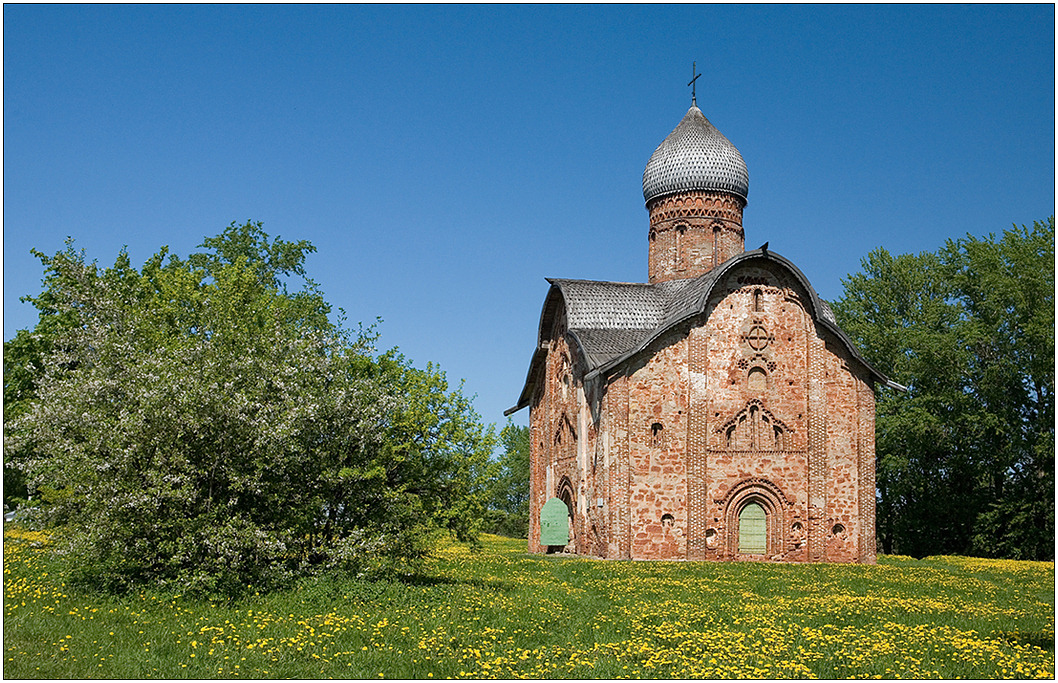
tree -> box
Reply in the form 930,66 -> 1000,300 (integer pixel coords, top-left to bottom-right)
485,422 -> 530,538
4,223 -> 495,595
831,218 -> 1054,559
947,221 -> 1055,559
3,329 -> 48,505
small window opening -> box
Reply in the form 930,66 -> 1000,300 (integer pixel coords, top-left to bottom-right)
651,422 -> 664,447
832,523 -> 846,536
753,289 -> 763,312
661,513 -> 675,528
675,225 -> 687,272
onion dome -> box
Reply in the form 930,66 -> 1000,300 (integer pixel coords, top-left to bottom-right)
642,105 -> 749,205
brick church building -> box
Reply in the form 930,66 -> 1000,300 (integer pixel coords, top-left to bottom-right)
507,98 -> 902,563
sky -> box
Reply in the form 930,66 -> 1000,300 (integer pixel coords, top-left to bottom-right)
4,4 -> 1055,431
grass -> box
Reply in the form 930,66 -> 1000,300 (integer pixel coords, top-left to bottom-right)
4,526 -> 1054,678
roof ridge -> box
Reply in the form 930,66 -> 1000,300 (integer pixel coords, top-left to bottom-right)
547,277 -> 652,287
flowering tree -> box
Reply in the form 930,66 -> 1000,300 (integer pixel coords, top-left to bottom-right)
4,222 -> 495,595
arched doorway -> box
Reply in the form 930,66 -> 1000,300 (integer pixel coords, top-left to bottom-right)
540,497 -> 570,550
720,478 -> 790,560
556,476 -> 575,517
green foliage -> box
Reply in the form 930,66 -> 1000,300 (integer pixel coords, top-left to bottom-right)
4,223 -> 495,596
831,218 -> 1054,560
369,351 -> 497,544
3,329 -> 43,503
484,422 -> 530,538
3,241 -> 96,507
189,220 -> 317,290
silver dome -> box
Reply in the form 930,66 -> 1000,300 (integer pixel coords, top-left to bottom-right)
642,105 -> 749,204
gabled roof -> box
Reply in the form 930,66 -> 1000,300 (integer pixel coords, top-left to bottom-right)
505,249 -> 903,416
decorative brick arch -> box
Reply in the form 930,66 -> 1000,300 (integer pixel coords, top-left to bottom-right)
720,478 -> 790,559
716,399 -> 792,451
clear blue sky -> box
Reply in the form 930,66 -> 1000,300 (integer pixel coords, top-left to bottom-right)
4,5 -> 1055,430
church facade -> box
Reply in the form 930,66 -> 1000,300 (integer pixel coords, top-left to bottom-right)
507,100 -> 901,563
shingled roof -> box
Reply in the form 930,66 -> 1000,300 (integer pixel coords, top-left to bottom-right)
505,249 -> 902,415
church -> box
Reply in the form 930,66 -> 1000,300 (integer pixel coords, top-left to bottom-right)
506,93 -> 902,563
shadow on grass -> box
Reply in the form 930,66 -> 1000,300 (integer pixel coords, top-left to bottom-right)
993,630 -> 1055,651
401,574 -> 518,593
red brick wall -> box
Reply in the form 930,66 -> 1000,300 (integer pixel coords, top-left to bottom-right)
528,308 -> 604,556
528,309 -> 580,554
626,330 -> 690,559
822,334 -> 859,563
528,260 -> 877,564
698,264 -> 811,561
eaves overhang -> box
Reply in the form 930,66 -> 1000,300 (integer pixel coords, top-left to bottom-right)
505,282 -> 595,416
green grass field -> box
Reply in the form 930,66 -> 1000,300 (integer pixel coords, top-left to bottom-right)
4,527 -> 1054,679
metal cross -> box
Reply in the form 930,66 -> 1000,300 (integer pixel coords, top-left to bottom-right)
688,61 -> 701,106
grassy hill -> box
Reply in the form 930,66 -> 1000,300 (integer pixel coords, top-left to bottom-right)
4,527 -> 1053,678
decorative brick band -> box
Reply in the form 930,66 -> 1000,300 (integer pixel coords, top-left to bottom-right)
650,219 -> 743,236
687,326 -> 710,560
611,374 -> 631,560
647,190 -> 745,227
858,378 -> 877,562
807,335 -> 827,562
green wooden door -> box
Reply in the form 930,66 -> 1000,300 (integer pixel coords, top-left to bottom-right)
739,503 -> 766,554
